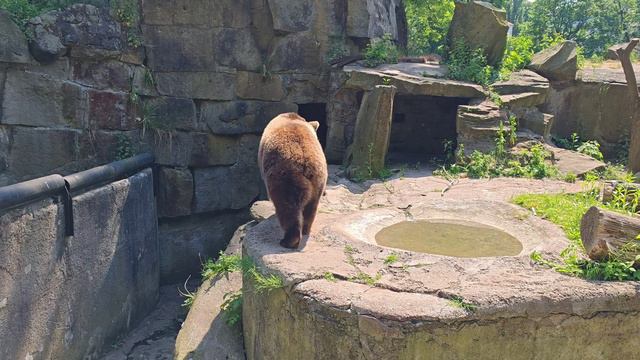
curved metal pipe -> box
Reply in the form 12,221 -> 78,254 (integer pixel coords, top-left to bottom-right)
64,153 -> 155,192
0,174 -> 66,211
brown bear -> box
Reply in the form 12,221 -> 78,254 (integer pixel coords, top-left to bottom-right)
258,113 -> 328,249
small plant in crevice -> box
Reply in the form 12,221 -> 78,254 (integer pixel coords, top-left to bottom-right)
115,134 -> 133,160
364,34 -> 399,68
448,295 -> 477,312
446,40 -> 497,86
383,253 -> 399,265
352,143 -> 394,183
178,276 -> 197,310
220,291 -> 243,326
323,272 -> 338,282
348,271 -> 382,286
110,0 -> 141,48
327,36 -> 349,63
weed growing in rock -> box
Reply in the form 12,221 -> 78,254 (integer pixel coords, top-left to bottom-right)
115,134 -> 133,160
178,277 -> 196,310
199,253 -> 284,326
384,253 -> 399,265
364,34 -> 399,68
446,40 -> 497,86
515,192 -> 640,281
348,271 -> 382,286
323,272 -> 338,282
554,133 -> 604,161
448,295 -> 477,312
352,143 -> 394,183
327,36 -> 348,63
220,291 -> 243,326
202,252 -> 242,280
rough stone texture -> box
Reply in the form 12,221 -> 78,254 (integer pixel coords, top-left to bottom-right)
2,70 -> 85,128
345,85 -> 397,178
268,32 -> 324,72
71,59 -> 133,91
456,101 -> 507,153
268,0 -> 313,32
142,0 -> 251,27
528,40 -> 578,82
447,1 -> 509,67
158,211 -> 250,284
544,66 -> 639,158
27,4 -> 125,63
155,71 -> 236,100
200,101 -> 298,135
0,169 -> 158,360
87,90 -> 136,130
6,127 -> 87,181
101,285 -> 193,360
347,0 -> 405,42
143,97 -> 197,131
325,71 -> 359,164
243,168 -> 640,360
236,71 -> 286,101
509,107 -> 555,142
149,132 -> 239,167
0,11 -> 32,64
157,167 -> 193,218
174,225 -> 249,360
493,69 -> 550,108
545,144 -> 607,176
343,64 -> 486,98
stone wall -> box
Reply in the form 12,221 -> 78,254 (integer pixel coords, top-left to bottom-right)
544,67 -> 639,158
0,169 -> 158,360
0,1 -> 406,282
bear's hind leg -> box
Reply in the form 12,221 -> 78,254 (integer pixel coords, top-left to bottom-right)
302,196 -> 321,235
274,203 -> 303,249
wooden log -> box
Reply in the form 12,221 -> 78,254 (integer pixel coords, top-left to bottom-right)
580,206 -> 640,261
601,181 -> 640,204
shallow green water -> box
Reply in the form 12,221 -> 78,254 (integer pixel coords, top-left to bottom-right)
375,220 -> 523,257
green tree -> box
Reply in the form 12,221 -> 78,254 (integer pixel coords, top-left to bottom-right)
404,0 -> 455,55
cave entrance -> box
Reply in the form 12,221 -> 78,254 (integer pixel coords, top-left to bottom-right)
298,103 -> 328,149
388,95 -> 470,163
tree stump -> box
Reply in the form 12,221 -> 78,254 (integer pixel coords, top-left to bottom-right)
344,85 -> 397,180
580,206 -> 640,261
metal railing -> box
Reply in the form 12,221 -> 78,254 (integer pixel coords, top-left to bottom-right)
0,153 -> 155,235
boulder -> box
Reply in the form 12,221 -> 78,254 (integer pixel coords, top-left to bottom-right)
606,42 -> 640,60
447,1 -> 509,67
492,70 -> 549,97
456,101 -> 506,153
528,40 -> 578,81
27,5 -> 125,63
0,11 -> 32,64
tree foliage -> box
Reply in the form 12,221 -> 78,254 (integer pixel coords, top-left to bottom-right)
405,0 -> 640,59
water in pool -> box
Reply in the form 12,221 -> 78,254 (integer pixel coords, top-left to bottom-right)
375,220 -> 523,257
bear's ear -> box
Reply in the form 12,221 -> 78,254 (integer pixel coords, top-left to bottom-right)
309,121 -> 320,131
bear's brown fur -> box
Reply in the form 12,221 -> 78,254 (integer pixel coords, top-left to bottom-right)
258,113 -> 328,249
